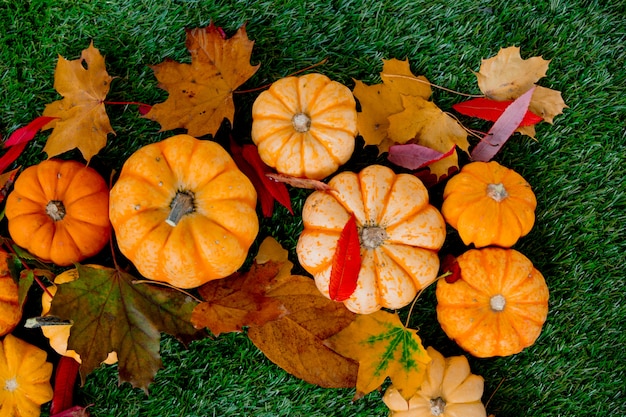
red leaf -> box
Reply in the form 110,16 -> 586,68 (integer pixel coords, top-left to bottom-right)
241,144 -> 293,215
453,97 -> 542,126
50,356 -> 81,415
388,144 -> 455,170
51,405 -> 92,417
441,254 -> 462,284
265,173 -> 333,191
470,86 -> 536,162
230,138 -> 275,217
329,214 -> 361,302
4,116 -> 58,147
0,143 -> 27,173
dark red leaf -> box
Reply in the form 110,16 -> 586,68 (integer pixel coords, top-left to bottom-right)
51,405 -> 92,417
388,144 -> 455,170
329,214 -> 361,302
441,254 -> 462,284
138,104 -> 152,115
266,173 -> 332,191
4,116 -> 58,147
470,86 -> 536,162
0,144 -> 26,173
453,97 -> 542,126
51,356 -> 81,415
241,144 -> 293,215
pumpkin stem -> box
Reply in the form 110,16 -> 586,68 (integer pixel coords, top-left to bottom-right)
360,226 -> 388,249
487,183 -> 509,202
490,294 -> 507,312
429,397 -> 446,416
46,200 -> 66,221
166,191 -> 195,227
292,112 -> 312,133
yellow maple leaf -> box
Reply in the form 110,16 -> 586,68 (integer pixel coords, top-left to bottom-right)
145,22 -> 259,137
42,42 -> 114,162
325,309 -> 431,400
475,46 -> 567,133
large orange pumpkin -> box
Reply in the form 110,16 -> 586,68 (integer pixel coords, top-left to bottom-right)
251,73 -> 357,180
436,247 -> 549,357
109,134 -> 259,288
0,251 -> 20,337
441,161 -> 536,248
297,164 -> 446,314
5,159 -> 111,266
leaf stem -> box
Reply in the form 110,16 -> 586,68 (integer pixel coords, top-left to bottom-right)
404,272 -> 450,328
383,74 -> 484,98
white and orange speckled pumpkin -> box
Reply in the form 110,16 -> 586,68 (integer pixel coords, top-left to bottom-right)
297,164 -> 446,314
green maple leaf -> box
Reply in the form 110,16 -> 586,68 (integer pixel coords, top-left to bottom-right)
49,264 -> 204,393
325,309 -> 431,399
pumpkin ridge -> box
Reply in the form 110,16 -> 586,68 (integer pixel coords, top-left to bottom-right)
307,130 -> 344,164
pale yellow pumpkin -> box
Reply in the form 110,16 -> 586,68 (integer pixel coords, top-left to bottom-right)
251,73 -> 357,180
383,346 -> 486,417
297,164 -> 446,314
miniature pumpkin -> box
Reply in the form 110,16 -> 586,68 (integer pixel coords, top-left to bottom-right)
441,161 -> 536,248
297,164 -> 446,314
5,159 -> 111,266
383,346 -> 486,417
0,334 -> 53,417
251,72 -> 357,180
0,251 -> 20,337
436,248 -> 549,357
41,266 -> 117,365
109,134 -> 259,288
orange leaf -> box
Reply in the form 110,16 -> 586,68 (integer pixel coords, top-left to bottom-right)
144,22 -> 259,137
329,214 -> 361,301
42,42 -> 114,162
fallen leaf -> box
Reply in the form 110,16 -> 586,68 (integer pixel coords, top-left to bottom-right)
42,42 -> 114,162
471,86 -> 536,161
50,356 -> 80,416
441,254 -> 462,284
145,22 -> 259,137
474,46 -> 567,127
246,238 -> 358,388
49,264 -> 204,393
191,262 -> 286,336
452,97 -> 542,126
0,168 -> 19,205
388,144 -> 455,171
265,173 -> 333,191
329,214 -> 361,301
325,309 -> 431,399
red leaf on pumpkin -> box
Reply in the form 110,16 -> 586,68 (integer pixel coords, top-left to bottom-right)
50,356 -> 81,415
452,97 -> 542,126
470,86 -> 536,162
329,214 -> 361,302
388,144 -> 455,170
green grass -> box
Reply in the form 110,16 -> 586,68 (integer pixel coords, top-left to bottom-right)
1,0 -> 625,416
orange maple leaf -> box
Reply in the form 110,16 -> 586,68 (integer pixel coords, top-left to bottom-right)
475,46 -> 567,137
145,22 -> 259,137
42,42 -> 114,162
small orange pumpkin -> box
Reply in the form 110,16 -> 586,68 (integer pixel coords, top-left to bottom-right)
436,247 -> 549,357
0,334 -> 53,417
441,161 -> 537,248
297,164 -> 446,314
109,134 -> 259,288
0,251 -> 20,337
251,72 -> 357,180
5,159 -> 111,266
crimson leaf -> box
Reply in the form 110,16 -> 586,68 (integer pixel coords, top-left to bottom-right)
329,214 -> 361,301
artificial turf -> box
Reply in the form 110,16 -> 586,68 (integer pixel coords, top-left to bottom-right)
1,0 -> 624,416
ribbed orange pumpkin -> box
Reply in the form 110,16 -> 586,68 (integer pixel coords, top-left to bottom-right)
0,334 -> 53,417
5,159 -> 111,266
441,161 -> 536,248
251,73 -> 357,180
109,134 -> 259,288
297,164 -> 446,314
0,251 -> 20,337
436,248 -> 549,357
